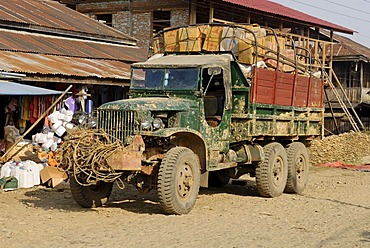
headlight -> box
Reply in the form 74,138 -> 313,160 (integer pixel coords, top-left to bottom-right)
152,118 -> 163,129
141,117 -> 153,130
90,117 -> 97,128
78,115 -> 86,124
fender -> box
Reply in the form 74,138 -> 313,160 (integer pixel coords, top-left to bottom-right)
143,128 -> 209,187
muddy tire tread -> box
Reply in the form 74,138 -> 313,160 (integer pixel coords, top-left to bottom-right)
256,142 -> 287,198
69,176 -> 113,208
284,142 -> 309,194
157,147 -> 200,215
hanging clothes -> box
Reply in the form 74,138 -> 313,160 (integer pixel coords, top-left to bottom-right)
31,96 -> 38,123
22,96 -> 30,121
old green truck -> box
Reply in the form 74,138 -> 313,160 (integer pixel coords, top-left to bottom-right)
61,24 -> 325,214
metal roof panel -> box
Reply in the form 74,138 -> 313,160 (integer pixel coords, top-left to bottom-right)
0,51 -> 132,79
332,35 -> 370,60
223,0 -> 354,34
0,29 -> 147,62
0,0 -> 137,42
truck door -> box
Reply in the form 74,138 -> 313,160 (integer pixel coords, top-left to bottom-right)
201,67 -> 232,167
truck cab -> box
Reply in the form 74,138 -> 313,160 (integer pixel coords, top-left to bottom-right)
97,53 -> 240,187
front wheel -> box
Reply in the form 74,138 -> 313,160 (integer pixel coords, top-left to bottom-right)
157,147 -> 201,215
69,176 -> 113,208
284,142 -> 310,194
255,142 -> 288,198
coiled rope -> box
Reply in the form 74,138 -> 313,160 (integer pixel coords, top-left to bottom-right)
59,128 -> 124,187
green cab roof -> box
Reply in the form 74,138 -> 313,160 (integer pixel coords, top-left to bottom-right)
132,54 -> 234,68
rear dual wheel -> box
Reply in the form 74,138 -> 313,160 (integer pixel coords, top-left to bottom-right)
256,142 -> 288,198
284,142 -> 310,194
255,142 -> 309,198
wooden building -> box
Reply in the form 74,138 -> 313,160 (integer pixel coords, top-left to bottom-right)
324,34 -> 370,133
0,0 -> 147,139
59,0 -> 353,51
0,0 -> 147,103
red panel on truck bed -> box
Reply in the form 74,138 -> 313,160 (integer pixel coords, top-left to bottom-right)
251,68 -> 323,108
308,77 -> 324,108
275,72 -> 294,106
252,68 -> 275,104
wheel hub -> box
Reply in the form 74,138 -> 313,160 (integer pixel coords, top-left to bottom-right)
177,162 -> 194,199
295,155 -> 306,182
272,157 -> 284,187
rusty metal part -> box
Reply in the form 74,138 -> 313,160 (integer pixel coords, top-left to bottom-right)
0,0 -> 147,81
141,165 -> 155,175
0,30 -> 145,62
144,147 -> 166,161
0,0 -> 136,42
105,135 -> 144,171
0,51 -> 134,80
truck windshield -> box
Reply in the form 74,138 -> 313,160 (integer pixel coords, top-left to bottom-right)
131,68 -> 199,90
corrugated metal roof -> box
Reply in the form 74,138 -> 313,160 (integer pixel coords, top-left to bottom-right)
0,29 -> 147,62
332,35 -> 370,61
0,0 -> 137,43
0,51 -> 132,79
223,0 -> 354,34
0,1 -> 148,82
0,53 -> 134,82
0,27 -> 147,81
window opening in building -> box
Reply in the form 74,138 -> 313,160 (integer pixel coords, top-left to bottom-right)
153,11 -> 171,34
96,14 -> 113,27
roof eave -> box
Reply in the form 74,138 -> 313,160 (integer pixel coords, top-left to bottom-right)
333,55 -> 370,62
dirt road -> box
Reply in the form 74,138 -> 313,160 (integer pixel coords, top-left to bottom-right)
0,166 -> 369,248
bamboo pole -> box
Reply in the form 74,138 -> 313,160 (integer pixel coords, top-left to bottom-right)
0,85 -> 73,164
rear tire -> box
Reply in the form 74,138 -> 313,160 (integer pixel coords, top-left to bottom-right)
69,176 -> 113,208
284,142 -> 310,194
157,147 -> 201,215
256,142 -> 288,198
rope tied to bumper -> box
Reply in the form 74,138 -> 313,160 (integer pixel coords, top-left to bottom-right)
59,128 -> 124,186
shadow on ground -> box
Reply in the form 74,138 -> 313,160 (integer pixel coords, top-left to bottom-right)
21,178 -> 260,215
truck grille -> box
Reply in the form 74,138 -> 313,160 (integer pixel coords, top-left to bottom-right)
96,109 -> 136,144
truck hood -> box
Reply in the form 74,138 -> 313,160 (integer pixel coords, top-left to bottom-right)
99,97 -> 198,111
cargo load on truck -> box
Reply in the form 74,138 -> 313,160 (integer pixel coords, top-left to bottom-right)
152,23 -> 324,76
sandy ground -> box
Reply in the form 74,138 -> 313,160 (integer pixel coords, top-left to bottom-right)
0,166 -> 369,248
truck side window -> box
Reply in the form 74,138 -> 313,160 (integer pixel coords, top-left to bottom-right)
202,68 -> 225,127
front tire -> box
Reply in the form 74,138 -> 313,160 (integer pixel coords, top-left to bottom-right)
256,142 -> 288,198
69,176 -> 113,208
284,142 -> 310,194
157,147 -> 201,215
